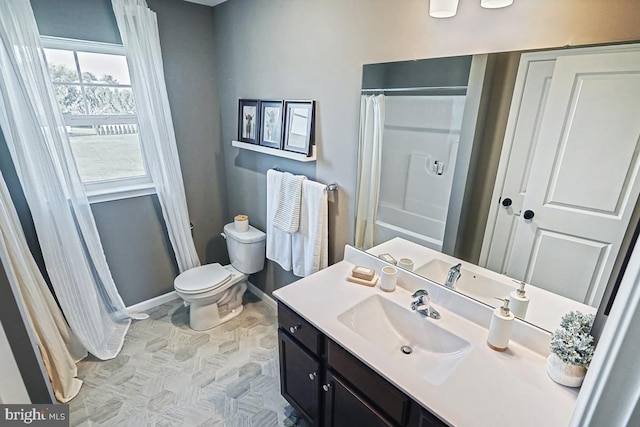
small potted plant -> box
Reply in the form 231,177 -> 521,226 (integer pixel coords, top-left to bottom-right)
547,311 -> 596,387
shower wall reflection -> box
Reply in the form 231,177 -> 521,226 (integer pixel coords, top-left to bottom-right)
376,95 -> 466,251
361,55 -> 474,252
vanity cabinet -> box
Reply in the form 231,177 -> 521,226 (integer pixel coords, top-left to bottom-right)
323,370 -> 393,427
278,331 -> 322,425
277,302 -> 447,427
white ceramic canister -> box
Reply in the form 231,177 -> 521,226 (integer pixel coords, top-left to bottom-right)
380,266 -> 398,292
398,258 -> 414,271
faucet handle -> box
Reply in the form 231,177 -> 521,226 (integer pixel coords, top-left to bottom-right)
412,289 -> 429,298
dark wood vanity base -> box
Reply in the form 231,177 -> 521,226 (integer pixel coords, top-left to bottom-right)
277,302 -> 447,427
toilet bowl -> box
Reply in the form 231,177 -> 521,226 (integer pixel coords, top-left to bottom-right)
174,223 -> 266,330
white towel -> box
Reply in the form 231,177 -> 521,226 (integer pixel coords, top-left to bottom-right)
266,169 -> 293,271
273,172 -> 306,233
292,180 -> 328,277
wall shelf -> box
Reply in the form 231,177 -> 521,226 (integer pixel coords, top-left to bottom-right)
232,140 -> 316,162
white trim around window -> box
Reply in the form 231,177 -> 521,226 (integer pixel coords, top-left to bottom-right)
41,36 -> 156,204
41,36 -> 126,56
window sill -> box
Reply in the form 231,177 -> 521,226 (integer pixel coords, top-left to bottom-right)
87,183 -> 156,204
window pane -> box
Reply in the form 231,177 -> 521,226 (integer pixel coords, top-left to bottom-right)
67,125 -> 145,183
44,48 -> 79,82
52,84 -> 86,114
77,52 -> 131,85
85,86 -> 135,115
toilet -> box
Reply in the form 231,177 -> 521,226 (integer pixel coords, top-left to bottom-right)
174,222 -> 266,331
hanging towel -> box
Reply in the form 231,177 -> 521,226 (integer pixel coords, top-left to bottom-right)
273,172 -> 307,233
266,169 -> 293,271
292,180 -> 329,277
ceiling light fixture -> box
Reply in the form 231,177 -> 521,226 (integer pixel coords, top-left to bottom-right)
429,0 -> 459,18
481,0 -> 514,9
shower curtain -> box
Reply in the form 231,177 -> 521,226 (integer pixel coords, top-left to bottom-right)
0,170 -> 86,402
355,95 -> 385,249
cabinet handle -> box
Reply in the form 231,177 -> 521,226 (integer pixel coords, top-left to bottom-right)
308,372 -> 317,380
322,383 -> 332,392
289,324 -> 301,334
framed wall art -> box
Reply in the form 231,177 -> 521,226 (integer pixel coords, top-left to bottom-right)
259,100 -> 284,149
238,99 -> 259,144
283,100 -> 315,156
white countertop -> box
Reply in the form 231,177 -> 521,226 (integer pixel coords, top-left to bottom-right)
273,246 -> 578,427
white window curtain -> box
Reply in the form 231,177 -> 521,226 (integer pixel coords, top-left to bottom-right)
0,0 -> 145,361
0,171 -> 87,402
111,0 -> 201,272
354,95 -> 385,249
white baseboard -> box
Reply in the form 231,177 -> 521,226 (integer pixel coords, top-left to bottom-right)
246,281 -> 277,310
127,291 -> 179,313
127,284 -> 276,314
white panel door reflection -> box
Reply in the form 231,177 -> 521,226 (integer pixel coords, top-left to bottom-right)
507,51 -> 640,306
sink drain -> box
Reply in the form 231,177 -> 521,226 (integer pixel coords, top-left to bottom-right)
400,345 -> 413,355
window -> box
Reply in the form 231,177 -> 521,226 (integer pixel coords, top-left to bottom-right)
41,37 -> 153,201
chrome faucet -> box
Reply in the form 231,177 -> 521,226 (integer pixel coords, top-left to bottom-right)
410,290 -> 441,320
444,263 -> 462,289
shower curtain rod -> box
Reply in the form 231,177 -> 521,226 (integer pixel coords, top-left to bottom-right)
361,86 -> 467,94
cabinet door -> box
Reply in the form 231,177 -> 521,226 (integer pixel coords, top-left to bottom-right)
323,370 -> 393,427
279,329 -> 321,426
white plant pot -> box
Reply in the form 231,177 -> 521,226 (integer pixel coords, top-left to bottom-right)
547,353 -> 587,388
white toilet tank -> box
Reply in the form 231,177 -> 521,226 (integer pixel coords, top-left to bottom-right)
223,222 -> 266,274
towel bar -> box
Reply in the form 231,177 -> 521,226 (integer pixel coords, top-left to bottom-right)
269,168 -> 338,192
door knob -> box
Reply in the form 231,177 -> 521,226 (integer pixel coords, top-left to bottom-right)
523,210 -> 535,220
322,383 -> 332,392
289,324 -> 300,334
308,372 -> 317,380
501,197 -> 512,207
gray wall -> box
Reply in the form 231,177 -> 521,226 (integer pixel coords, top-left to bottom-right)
362,55 -> 472,92
457,52 -> 521,263
6,0 -> 229,306
212,0 -> 640,295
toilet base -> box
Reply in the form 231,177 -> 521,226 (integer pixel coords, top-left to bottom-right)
187,280 -> 247,330
190,303 -> 244,331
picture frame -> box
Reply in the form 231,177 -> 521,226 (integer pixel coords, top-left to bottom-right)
259,100 -> 284,149
283,100 -> 315,156
238,99 -> 260,144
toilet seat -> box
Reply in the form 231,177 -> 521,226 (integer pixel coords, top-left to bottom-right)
174,263 -> 232,295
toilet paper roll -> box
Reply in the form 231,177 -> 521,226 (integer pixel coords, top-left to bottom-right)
234,214 -> 249,232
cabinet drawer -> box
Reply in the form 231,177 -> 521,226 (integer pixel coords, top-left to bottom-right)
327,340 -> 411,426
278,302 -> 323,356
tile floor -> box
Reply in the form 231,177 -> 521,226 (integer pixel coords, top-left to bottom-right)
69,294 -> 308,426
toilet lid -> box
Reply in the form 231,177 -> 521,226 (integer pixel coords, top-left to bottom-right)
174,263 -> 232,294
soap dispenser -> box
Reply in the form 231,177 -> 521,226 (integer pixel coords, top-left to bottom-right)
509,281 -> 530,319
487,298 -> 514,352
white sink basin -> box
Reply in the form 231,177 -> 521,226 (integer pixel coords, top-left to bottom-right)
415,259 -> 516,306
338,295 -> 471,385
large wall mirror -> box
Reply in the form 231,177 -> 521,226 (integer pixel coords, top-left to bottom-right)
356,41 -> 640,332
